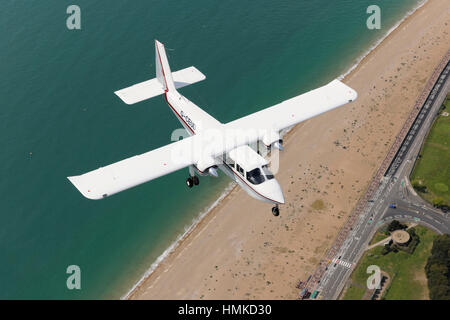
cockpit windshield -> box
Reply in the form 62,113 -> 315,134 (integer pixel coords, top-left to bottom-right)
246,168 -> 266,185
262,165 -> 274,180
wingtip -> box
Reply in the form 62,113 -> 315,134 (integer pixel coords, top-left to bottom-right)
114,90 -> 134,105
346,85 -> 358,101
351,89 -> 358,101
67,175 -> 102,200
332,79 -> 358,102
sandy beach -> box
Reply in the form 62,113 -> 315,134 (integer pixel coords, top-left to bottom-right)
128,0 -> 450,299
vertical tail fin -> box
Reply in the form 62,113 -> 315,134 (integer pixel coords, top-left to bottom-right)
155,40 -> 176,92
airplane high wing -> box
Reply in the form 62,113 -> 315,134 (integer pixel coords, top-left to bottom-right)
227,79 -> 357,133
68,40 -> 357,215
68,135 -> 199,200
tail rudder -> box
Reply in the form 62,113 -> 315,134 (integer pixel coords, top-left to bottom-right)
155,40 -> 176,92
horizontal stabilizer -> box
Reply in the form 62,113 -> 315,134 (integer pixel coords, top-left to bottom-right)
114,66 -> 205,105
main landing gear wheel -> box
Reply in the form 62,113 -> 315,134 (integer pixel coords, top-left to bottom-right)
193,175 -> 199,185
186,177 -> 194,188
272,206 -> 280,217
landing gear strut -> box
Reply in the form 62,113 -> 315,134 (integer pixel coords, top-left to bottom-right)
272,205 -> 280,217
186,166 -> 199,188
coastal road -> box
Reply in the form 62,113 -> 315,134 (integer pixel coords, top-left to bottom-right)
312,58 -> 450,300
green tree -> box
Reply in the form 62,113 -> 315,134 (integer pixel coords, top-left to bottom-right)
425,235 -> 450,299
381,243 -> 391,255
387,220 -> 407,232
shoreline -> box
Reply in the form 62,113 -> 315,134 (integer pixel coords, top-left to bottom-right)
340,0 -> 427,80
121,181 -> 236,299
123,0 -> 447,300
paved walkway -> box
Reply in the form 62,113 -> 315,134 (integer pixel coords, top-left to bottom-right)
365,223 -> 417,250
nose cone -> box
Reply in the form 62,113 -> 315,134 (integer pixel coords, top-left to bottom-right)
253,178 -> 285,204
272,188 -> 285,204
270,179 -> 285,204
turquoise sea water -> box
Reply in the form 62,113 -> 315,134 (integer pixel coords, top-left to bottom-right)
0,0 -> 424,299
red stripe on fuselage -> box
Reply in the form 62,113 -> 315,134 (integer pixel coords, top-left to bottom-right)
164,93 -> 195,134
155,42 -> 169,92
156,43 -> 195,135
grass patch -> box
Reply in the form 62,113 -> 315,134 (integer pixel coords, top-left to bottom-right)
343,226 -> 438,300
342,281 -> 366,300
434,182 -> 448,193
369,231 -> 389,245
411,96 -> 450,206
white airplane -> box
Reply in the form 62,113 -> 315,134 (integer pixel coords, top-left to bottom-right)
68,40 -> 357,216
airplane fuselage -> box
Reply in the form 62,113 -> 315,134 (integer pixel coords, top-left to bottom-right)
165,89 -> 285,206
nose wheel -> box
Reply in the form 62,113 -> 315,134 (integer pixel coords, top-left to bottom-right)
272,205 -> 280,216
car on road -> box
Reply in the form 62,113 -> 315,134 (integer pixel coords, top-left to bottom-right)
388,203 -> 397,209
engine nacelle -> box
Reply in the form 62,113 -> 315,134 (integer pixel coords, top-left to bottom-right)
196,156 -> 220,177
272,139 -> 284,151
262,130 -> 283,151
206,166 -> 219,177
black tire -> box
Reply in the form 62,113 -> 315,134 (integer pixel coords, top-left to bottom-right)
186,177 -> 193,188
193,175 -> 199,185
272,206 -> 280,216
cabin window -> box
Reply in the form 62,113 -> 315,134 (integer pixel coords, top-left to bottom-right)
262,165 -> 274,180
236,164 -> 244,175
246,168 -> 266,185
